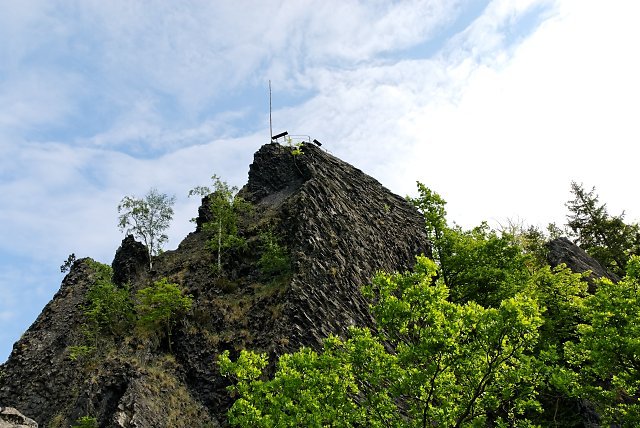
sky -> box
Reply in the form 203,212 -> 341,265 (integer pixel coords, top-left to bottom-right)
1,0 -> 639,363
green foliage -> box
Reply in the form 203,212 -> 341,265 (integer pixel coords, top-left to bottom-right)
496,220 -> 554,269
444,223 -> 532,307
285,136 -> 304,156
189,175 -> 251,273
67,345 -> 94,361
408,182 -> 448,272
258,230 -> 290,278
217,181 -> 640,427
564,255 -> 640,425
566,181 -> 640,276
72,416 -> 98,428
409,183 -> 531,307
118,188 -> 176,265
85,276 -> 134,340
529,265 -> 587,351
364,256 -> 545,426
71,261 -> 133,354
220,256 -> 547,427
136,278 -> 193,353
60,253 -> 76,273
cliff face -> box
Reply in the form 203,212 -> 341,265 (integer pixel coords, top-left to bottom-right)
0,143 -> 430,427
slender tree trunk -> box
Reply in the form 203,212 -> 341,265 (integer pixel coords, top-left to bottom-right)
218,217 -> 222,271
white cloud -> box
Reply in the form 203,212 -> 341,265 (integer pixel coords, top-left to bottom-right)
263,0 -> 640,231
2,0 -> 640,363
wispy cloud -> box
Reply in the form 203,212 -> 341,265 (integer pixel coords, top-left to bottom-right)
1,1 -> 639,363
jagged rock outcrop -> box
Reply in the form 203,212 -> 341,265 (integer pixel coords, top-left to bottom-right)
242,143 -> 430,347
112,235 -> 150,286
546,237 -> 619,292
0,260 -> 98,425
0,407 -> 37,428
0,142 -> 430,426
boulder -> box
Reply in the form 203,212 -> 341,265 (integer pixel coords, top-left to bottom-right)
0,407 -> 38,428
546,237 -> 619,292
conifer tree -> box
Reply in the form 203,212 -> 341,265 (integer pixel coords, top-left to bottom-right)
566,181 -> 640,276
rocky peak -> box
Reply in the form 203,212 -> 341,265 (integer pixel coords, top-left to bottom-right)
112,235 -> 150,286
241,143 -> 311,203
244,142 -> 431,346
0,142 -> 430,427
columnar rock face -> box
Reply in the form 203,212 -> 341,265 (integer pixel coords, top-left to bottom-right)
0,142 -> 430,427
546,237 -> 619,292
243,143 -> 430,347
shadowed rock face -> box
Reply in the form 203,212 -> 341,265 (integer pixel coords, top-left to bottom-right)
241,143 -> 431,347
0,142 -> 430,427
112,235 -> 150,286
546,237 -> 619,292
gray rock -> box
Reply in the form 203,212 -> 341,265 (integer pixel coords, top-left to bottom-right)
112,234 -> 150,286
0,142 -> 430,426
0,407 -> 38,428
546,237 -> 619,292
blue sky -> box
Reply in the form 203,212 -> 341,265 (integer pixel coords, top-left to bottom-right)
1,0 -> 639,362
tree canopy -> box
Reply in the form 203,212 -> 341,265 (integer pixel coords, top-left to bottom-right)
219,182 -> 640,427
566,181 -> 640,276
136,278 -> 192,353
117,188 -> 176,266
189,175 -> 250,273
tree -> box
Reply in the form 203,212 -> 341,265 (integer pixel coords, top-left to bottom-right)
84,261 -> 134,345
409,183 -> 531,308
408,182 -> 450,285
135,277 -> 192,353
60,253 -> 76,273
220,256 -> 546,427
66,260 -> 134,357
566,181 -> 640,276
258,229 -> 291,279
564,256 -> 640,425
118,188 -> 176,267
189,175 -> 250,273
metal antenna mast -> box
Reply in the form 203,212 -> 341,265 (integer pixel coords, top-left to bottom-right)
269,80 -> 273,140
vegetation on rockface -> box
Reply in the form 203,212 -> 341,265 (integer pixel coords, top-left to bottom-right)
565,181 -> 640,276
68,261 -> 191,358
284,137 -> 304,156
67,260 -> 134,360
71,415 -> 98,428
189,175 -> 252,273
219,182 -> 640,427
60,252 -> 76,273
136,278 -> 193,354
258,229 -> 291,279
118,188 -> 176,267
84,263 -> 134,340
